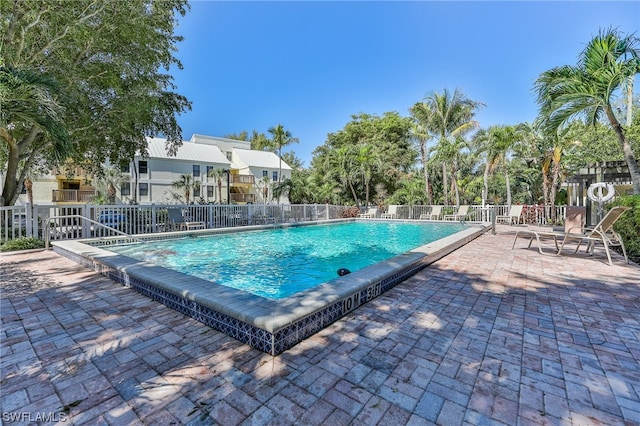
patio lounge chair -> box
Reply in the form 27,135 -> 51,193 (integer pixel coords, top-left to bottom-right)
359,207 -> 377,218
419,205 -> 442,220
496,205 -> 524,225
381,205 -> 398,219
512,206 -> 630,265
558,205 -> 630,266
167,208 -> 205,231
443,205 -> 470,221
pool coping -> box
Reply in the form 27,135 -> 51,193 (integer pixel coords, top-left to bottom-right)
52,219 -> 491,355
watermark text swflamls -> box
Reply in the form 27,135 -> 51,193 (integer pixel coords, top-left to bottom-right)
2,412 -> 68,422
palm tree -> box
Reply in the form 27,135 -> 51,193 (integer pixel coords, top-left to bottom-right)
326,145 -> 360,206
390,176 -> 426,218
258,176 -> 271,203
0,67 -> 70,206
408,105 -> 433,204
96,166 -> 128,204
172,174 -> 199,204
267,124 -> 299,185
421,89 -> 483,205
485,126 -> 518,207
207,168 -> 226,203
355,143 -> 381,208
535,27 -> 640,194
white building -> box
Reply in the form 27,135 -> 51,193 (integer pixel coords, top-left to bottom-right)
9,134 -> 293,205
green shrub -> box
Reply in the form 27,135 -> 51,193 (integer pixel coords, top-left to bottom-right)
612,195 -> 640,264
0,237 -> 46,252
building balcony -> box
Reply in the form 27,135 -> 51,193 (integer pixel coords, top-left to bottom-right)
52,189 -> 97,202
230,174 -> 255,185
230,193 -> 255,203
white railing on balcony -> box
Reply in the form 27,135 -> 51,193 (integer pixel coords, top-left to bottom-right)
52,189 -> 97,202
230,193 -> 255,203
230,174 -> 255,185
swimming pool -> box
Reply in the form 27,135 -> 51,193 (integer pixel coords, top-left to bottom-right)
104,221 -> 467,299
52,219 -> 489,354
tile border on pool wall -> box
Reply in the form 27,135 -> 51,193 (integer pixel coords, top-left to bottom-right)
53,221 -> 490,355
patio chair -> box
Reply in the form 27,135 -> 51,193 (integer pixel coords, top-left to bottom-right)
558,205 -> 630,266
419,205 -> 443,220
443,205 -> 470,221
358,207 -> 377,218
381,205 -> 398,219
513,206 -> 630,265
167,208 -> 205,231
496,205 -> 524,225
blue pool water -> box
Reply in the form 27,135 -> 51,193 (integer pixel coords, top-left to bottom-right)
106,221 -> 466,299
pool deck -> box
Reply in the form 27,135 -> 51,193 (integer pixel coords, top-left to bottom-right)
1,224 -> 640,425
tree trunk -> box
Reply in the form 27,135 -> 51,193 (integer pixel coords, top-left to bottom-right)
482,161 -> 490,205
542,164 -> 550,222
1,130 -> 20,206
442,163 -> 449,205
550,160 -> 561,223
132,160 -> 138,203
626,76 -> 634,127
108,183 -> 116,204
24,178 -> 33,205
348,180 -> 360,207
504,168 -> 512,207
605,106 -> 640,194
420,140 -> 432,204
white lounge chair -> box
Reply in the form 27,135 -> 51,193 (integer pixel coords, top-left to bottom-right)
419,205 -> 443,220
496,205 -> 524,225
513,206 -> 630,265
443,205 -> 470,221
358,207 -> 377,218
381,205 -> 398,219
558,205 -> 630,266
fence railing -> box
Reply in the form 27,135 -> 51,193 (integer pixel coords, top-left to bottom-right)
51,189 -> 97,202
0,203 -> 569,245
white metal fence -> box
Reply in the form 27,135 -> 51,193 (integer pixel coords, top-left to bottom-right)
0,203 -> 568,245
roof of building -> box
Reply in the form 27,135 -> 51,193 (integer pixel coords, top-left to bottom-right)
145,137 -> 231,165
233,148 -> 292,170
190,134 -> 251,148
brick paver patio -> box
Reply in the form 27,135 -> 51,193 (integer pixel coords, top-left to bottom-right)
1,226 -> 639,425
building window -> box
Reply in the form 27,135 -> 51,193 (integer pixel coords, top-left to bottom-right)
193,164 -> 200,178
262,170 -> 268,178
121,182 -> 131,196
138,160 -> 148,174
206,166 -> 213,178
121,164 -> 130,173
139,183 -> 148,196
226,151 -> 232,161
273,171 -> 278,182
207,186 -> 214,198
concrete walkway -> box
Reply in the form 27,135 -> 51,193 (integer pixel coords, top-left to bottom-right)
1,226 -> 639,425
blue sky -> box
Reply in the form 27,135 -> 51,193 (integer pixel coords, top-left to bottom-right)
171,1 -> 640,167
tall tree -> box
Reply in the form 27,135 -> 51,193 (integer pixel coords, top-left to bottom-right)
355,144 -> 381,208
0,67 -> 70,205
96,166 -> 128,205
535,27 -> 640,194
207,167 -> 226,203
409,103 -> 434,204
268,124 -> 299,184
485,125 -> 518,207
172,174 -> 198,204
420,89 -> 483,205
1,0 -> 191,206
327,145 -> 360,206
